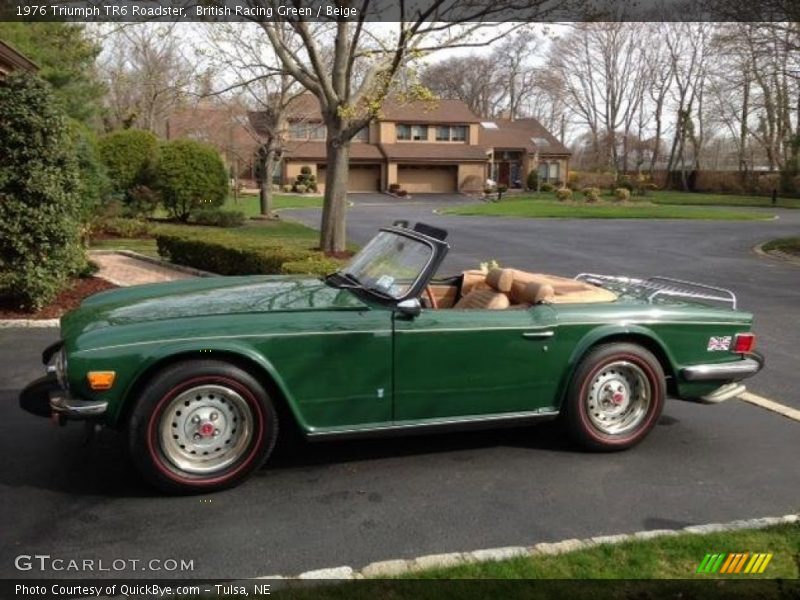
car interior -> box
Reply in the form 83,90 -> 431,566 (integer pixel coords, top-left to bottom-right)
423,268 -> 618,310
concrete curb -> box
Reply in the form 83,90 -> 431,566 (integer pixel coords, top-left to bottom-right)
753,242 -> 800,266
265,513 -> 798,581
89,250 -> 217,278
0,318 -> 60,328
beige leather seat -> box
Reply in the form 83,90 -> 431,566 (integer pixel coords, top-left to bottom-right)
454,268 -> 511,309
507,269 -> 617,304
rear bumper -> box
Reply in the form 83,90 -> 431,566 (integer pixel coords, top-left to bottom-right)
19,374 -> 107,421
681,352 -> 764,382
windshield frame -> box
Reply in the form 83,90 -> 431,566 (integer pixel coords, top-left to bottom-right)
334,226 -> 448,304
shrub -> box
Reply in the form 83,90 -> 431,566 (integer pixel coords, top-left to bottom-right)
281,256 -> 341,276
155,139 -> 228,221
98,217 -> 152,238
188,208 -> 246,228
613,187 -> 631,202
156,232 -> 320,276
567,171 -> 580,188
125,184 -> 160,217
526,170 -> 538,190
540,182 -> 555,192
97,129 -> 159,202
0,73 -> 86,310
293,167 -> 316,192
294,184 -> 307,194
300,165 -> 312,176
582,187 -> 601,203
282,184 -> 293,193
389,183 -> 401,193
615,175 -> 634,192
555,187 -> 573,201
397,189 -> 409,197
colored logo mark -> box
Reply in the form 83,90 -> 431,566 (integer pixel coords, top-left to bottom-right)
696,553 -> 773,574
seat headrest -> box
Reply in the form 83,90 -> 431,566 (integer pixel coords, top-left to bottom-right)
520,282 -> 556,304
485,268 -> 513,293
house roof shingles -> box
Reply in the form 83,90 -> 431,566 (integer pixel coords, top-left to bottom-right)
283,140 -> 384,162
380,143 -> 488,162
479,118 -> 571,156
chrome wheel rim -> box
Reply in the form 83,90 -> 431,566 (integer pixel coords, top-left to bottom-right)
586,361 -> 651,436
159,384 -> 253,475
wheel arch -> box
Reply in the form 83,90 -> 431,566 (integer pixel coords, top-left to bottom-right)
555,325 -> 678,410
114,345 -> 308,435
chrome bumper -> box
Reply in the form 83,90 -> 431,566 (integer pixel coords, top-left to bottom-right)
681,353 -> 764,382
50,391 -> 108,419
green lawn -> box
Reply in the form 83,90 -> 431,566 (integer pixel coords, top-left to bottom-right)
89,237 -> 158,257
647,190 -> 800,209
404,524 -> 799,579
446,197 -> 772,220
763,237 -> 800,256
225,193 -> 323,216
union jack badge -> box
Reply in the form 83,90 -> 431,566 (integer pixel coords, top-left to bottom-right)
707,336 -> 732,351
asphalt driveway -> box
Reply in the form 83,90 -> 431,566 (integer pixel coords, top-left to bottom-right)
1,203 -> 798,579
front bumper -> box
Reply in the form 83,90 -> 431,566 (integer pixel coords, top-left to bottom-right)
681,352 -> 764,382
19,374 -> 107,422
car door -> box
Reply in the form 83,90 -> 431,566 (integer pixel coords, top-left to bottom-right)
392,305 -> 561,422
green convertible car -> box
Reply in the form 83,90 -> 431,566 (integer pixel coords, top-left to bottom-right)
21,222 -> 763,493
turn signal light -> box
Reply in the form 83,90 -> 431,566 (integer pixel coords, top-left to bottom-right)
733,333 -> 756,354
87,371 -> 116,390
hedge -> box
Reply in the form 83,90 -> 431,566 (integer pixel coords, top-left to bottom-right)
156,232 -> 339,276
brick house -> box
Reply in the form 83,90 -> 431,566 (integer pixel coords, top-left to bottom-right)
0,40 -> 38,77
251,94 -> 570,194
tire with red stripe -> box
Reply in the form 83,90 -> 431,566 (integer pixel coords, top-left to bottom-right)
564,343 -> 665,451
128,360 -> 278,494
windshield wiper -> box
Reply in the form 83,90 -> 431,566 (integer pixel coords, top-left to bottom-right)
324,271 -> 360,289
330,271 -> 395,300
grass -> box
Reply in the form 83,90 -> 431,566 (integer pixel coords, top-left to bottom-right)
647,190 -> 800,209
446,196 -> 773,221
225,524 -> 800,600
763,237 -> 800,256
404,523 -> 799,579
90,218 -> 322,258
224,193 -> 323,216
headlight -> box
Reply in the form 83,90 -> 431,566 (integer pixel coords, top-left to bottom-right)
47,349 -> 68,389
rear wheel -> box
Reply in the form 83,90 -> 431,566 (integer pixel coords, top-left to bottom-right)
564,343 -> 665,451
129,360 -> 278,493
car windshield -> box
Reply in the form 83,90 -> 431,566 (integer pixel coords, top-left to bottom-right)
338,230 -> 433,299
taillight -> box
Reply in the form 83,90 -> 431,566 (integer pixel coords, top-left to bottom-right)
733,333 -> 756,354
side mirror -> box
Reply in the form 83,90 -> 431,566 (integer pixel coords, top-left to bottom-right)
396,298 -> 422,318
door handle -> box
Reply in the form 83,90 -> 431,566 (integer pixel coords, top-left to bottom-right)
522,331 -> 555,339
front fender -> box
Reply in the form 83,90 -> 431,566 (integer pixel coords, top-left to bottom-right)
78,340 -> 306,431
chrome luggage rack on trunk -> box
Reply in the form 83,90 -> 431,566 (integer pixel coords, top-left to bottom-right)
574,273 -> 738,309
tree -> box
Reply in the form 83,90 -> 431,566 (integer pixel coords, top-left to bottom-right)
0,74 -> 86,310
99,23 -> 198,134
202,23 -> 306,217
249,2 -> 550,253
0,23 -> 104,123
156,140 -> 228,221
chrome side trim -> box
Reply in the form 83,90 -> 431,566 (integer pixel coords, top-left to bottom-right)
522,331 -> 555,339
681,358 -> 762,382
50,394 -> 108,418
306,409 -> 559,440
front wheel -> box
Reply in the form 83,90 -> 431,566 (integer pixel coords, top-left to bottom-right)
564,343 -> 665,451
129,360 -> 278,494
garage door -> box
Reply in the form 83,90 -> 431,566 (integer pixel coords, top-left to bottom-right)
317,164 -> 381,193
397,165 -> 458,193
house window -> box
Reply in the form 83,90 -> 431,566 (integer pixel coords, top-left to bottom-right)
451,125 -> 467,141
411,125 -> 428,141
289,122 -> 307,139
548,161 -> 560,182
538,162 -> 548,182
308,124 -> 325,140
396,124 -> 411,140
353,125 -> 369,142
436,126 -> 450,141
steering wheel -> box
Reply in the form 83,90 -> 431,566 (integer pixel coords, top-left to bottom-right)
425,285 -> 438,310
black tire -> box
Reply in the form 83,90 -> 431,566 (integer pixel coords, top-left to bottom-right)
128,360 -> 278,494
564,343 -> 665,451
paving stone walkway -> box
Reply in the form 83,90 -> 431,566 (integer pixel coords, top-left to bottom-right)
90,252 -> 196,287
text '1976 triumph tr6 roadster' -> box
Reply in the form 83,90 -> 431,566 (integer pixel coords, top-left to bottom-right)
20,222 -> 764,493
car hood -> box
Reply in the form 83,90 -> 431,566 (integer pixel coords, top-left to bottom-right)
61,275 -> 367,337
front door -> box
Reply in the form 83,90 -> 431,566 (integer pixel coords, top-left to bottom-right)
498,162 -> 510,186
392,306 -> 560,422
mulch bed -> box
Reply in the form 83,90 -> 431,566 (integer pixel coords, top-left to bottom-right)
0,277 -> 117,320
